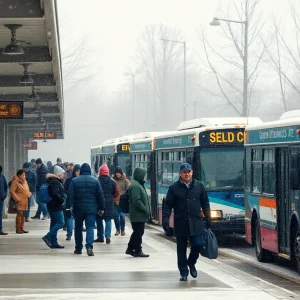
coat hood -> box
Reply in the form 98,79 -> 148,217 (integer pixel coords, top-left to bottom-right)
46,173 -> 59,180
72,164 -> 81,177
80,163 -> 91,175
133,167 -> 146,184
99,164 -> 109,176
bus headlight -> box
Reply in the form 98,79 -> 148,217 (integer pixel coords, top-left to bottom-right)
210,210 -> 223,219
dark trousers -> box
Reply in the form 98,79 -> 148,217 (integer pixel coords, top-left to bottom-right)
128,222 -> 145,253
176,235 -> 204,276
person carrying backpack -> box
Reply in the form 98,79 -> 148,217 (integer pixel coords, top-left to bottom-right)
112,166 -> 130,236
42,166 -> 65,249
0,165 -> 8,235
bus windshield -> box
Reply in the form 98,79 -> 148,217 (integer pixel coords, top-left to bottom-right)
117,153 -> 132,178
200,147 -> 244,191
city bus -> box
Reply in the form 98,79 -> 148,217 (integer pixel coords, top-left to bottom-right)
153,117 -> 262,233
244,110 -> 300,273
91,135 -> 133,178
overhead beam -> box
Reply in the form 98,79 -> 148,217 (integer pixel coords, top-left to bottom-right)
0,75 -> 55,87
24,107 -> 59,114
4,116 -> 61,125
0,47 -> 51,63
0,93 -> 57,102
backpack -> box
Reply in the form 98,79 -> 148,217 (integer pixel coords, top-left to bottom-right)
119,190 -> 129,213
39,183 -> 52,204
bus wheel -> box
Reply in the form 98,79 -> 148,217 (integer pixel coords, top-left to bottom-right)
255,219 -> 268,262
294,231 -> 300,274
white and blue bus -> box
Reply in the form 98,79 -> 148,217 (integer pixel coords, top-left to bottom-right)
149,117 -> 262,233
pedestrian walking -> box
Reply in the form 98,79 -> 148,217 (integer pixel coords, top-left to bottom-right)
112,166 -> 130,236
162,163 -> 211,281
66,163 -> 105,256
10,169 -> 31,234
94,164 -> 119,244
0,165 -> 8,235
125,167 -> 150,258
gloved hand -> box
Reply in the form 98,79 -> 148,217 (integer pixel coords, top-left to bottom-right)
98,210 -> 104,217
65,209 -> 72,218
163,223 -> 171,236
206,217 -> 211,229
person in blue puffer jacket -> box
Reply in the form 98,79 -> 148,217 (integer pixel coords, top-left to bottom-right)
66,163 -> 105,256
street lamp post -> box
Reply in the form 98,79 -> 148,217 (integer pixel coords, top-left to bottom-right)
124,72 -> 135,132
210,17 -> 249,117
160,38 -> 187,121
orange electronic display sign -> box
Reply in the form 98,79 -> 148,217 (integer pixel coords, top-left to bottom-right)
33,132 -> 56,139
0,102 -> 23,119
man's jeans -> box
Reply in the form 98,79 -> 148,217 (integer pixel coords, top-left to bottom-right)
0,200 -> 4,231
34,191 -> 48,218
176,235 -> 204,276
24,195 -> 34,220
74,213 -> 96,250
114,205 -> 125,231
96,217 -> 112,239
65,215 -> 74,237
45,211 -> 64,246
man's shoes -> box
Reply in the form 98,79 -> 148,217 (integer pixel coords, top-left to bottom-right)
125,248 -> 134,257
51,244 -> 65,249
74,249 -> 82,254
66,236 -> 71,241
188,264 -> 197,278
115,230 -> 120,236
16,231 -> 24,234
94,238 -> 104,243
0,231 -> 8,235
134,251 -> 149,258
87,248 -> 94,256
31,216 -> 40,220
22,230 -> 29,234
42,236 -> 52,248
121,230 -> 125,236
82,227 -> 86,232
25,219 -> 30,222
106,237 -> 111,244
41,216 -> 49,220
180,275 -> 188,281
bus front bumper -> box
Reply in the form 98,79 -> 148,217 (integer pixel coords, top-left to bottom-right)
210,217 -> 245,234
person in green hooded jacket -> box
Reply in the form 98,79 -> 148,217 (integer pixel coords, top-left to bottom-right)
125,167 -> 150,257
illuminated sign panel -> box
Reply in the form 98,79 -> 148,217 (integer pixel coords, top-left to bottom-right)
33,132 -> 56,139
0,102 -> 23,119
199,129 -> 245,146
117,143 -> 130,152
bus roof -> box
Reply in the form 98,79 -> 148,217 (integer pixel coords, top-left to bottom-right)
178,117 -> 263,131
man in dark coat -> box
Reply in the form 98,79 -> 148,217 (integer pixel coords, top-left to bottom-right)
0,165 -> 8,235
126,167 -> 150,258
163,163 -> 211,282
31,158 -> 49,220
42,166 -> 66,249
23,162 -> 37,222
66,163 -> 105,256
63,164 -> 80,240
94,164 -> 119,244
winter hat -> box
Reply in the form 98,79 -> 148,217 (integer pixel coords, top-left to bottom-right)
57,157 -> 62,163
53,165 -> 65,176
23,162 -> 30,168
36,158 -> 42,164
114,166 -> 123,175
99,164 -> 109,176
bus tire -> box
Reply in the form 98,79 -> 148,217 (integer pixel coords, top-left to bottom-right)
254,219 -> 269,262
294,230 -> 300,274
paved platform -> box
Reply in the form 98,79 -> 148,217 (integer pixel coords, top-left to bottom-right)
0,215 -> 299,300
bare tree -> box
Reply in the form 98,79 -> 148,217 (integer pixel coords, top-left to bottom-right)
134,24 -> 185,128
198,0 -> 268,117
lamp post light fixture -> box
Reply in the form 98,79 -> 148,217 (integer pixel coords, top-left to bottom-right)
160,38 -> 187,121
124,72 -> 135,132
209,17 -> 249,117
3,24 -> 25,55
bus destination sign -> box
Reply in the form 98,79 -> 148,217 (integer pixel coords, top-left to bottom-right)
117,143 -> 130,152
199,128 -> 245,146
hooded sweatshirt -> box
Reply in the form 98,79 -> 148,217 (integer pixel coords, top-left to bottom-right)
128,168 -> 150,222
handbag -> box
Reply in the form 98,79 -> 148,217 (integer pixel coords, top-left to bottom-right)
200,229 -> 218,259
7,197 -> 18,214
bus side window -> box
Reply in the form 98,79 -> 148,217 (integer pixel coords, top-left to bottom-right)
290,151 -> 300,190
